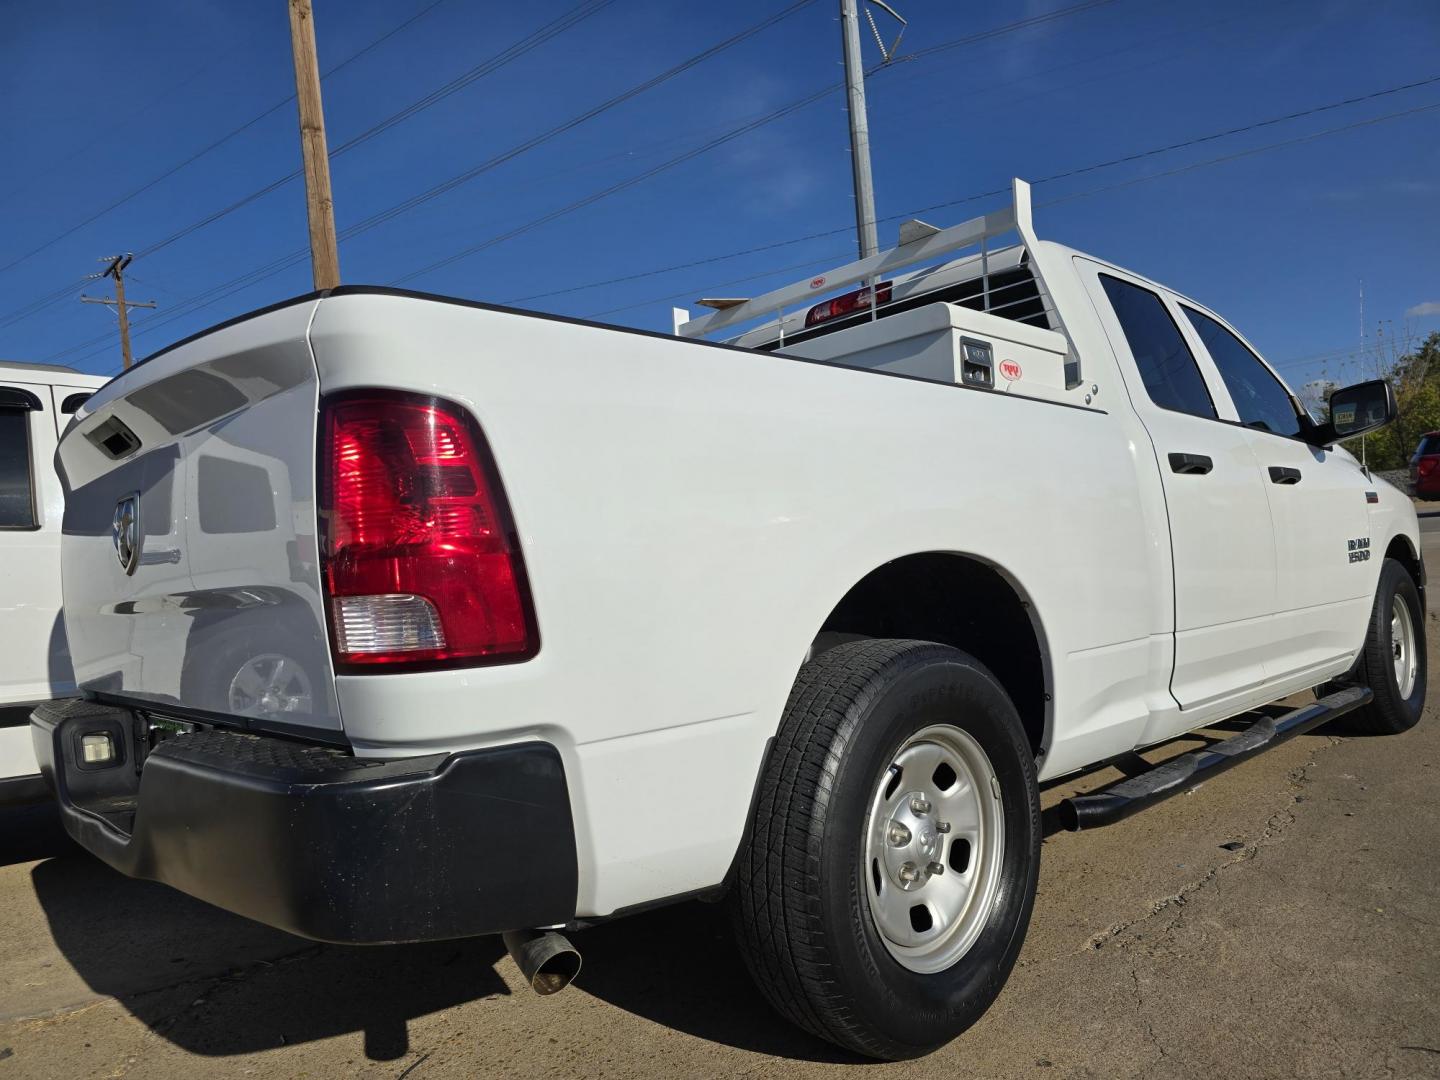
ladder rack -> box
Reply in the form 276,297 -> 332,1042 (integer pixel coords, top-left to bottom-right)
674,178 -> 1039,342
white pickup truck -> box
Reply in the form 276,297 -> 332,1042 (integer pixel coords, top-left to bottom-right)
32,181 -> 1424,1060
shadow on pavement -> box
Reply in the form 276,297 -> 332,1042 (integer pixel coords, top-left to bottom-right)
26,699 -> 1358,1067
30,855 -> 510,1061
30,854 -> 849,1063
569,900 -> 857,1064
0,801 -> 71,867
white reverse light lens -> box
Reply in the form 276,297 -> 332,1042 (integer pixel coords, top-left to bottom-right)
333,594 -> 446,657
81,732 -> 115,764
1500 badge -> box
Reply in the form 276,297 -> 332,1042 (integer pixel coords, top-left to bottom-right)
1347,537 -> 1371,563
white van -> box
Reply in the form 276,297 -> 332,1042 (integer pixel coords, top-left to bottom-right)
0,361 -> 107,804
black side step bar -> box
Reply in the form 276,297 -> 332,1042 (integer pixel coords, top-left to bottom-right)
1059,685 -> 1373,831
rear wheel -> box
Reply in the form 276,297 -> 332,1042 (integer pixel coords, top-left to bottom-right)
730,639 -> 1040,1060
180,620 -> 322,720
1337,558 -> 1426,734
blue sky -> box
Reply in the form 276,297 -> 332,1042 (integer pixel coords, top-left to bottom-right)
1,0 -> 1436,391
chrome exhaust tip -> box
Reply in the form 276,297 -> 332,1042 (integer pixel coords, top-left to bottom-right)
502,929 -> 582,995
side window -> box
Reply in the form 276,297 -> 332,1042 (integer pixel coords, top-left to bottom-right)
1182,307 -> 1301,438
0,407 -> 37,529
1099,275 -> 1216,419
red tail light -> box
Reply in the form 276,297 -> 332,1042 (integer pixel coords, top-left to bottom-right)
1420,457 -> 1438,476
319,391 -> 537,671
804,281 -> 893,328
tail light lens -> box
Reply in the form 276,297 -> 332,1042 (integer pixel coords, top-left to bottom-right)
804,281 -> 893,328
319,391 -> 537,671
1420,457 -> 1437,477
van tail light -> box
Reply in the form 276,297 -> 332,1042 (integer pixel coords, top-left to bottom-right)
804,281 -> 893,328
1420,457 -> 1437,477
319,391 -> 537,671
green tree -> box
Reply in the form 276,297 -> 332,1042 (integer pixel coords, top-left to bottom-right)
1338,330 -> 1440,470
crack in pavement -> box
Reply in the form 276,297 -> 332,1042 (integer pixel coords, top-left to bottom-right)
1082,734 -> 1341,953
1127,967 -> 1169,1076
9,943 -> 326,1044
142,945 -> 326,1038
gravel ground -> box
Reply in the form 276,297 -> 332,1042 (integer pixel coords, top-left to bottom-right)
2,565 -> 1438,1079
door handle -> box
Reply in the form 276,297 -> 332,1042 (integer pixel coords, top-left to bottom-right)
1268,466 -> 1302,485
1168,452 -> 1213,475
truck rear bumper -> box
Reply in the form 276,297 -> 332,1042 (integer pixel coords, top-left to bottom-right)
30,698 -> 578,944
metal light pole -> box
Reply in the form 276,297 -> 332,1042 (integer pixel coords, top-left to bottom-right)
839,0 -> 879,260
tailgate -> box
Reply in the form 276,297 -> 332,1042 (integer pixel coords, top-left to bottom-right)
57,298 -> 342,734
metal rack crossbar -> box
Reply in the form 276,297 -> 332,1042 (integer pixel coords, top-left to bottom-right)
675,178 -> 1038,342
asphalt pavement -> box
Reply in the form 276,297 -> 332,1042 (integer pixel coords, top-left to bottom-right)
2,556 -> 1438,1078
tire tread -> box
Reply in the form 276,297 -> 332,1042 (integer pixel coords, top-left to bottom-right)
731,639 -> 973,1057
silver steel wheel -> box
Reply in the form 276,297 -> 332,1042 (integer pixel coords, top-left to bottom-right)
1391,595 -> 1418,699
228,654 -> 314,716
862,723 -> 1005,974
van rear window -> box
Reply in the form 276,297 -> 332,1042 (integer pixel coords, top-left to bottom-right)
0,407 -> 36,529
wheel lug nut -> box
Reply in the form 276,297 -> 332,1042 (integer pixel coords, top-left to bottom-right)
910,797 -> 931,815
887,822 -> 912,847
935,821 -> 951,834
897,862 -> 919,884
927,861 -> 945,876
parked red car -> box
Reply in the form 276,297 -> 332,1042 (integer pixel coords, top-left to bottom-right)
1410,431 -> 1440,498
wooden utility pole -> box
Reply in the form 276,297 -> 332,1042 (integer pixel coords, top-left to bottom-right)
288,0 -> 341,289
80,255 -> 156,371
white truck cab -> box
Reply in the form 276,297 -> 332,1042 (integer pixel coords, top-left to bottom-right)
0,362 -> 106,804
31,183 -> 1423,1059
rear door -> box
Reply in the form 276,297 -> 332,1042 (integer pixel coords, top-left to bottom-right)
1080,262 -> 1278,714
1177,304 -> 1371,680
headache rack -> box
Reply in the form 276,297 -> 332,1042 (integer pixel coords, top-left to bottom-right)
672,178 -> 1064,350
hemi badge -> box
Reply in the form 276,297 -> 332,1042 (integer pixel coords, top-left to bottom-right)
1365,491 -> 1379,504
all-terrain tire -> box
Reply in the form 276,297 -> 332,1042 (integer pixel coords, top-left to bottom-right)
729,638 -> 1040,1060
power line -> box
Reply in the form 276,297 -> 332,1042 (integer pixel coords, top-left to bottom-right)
132,0 -> 615,263
338,0 -> 818,246
389,92 -> 833,284
496,13 -> 1229,306
72,91 -> 1440,373
53,56 -> 1439,371
0,0 -> 452,283
578,100 -> 1440,320
0,61 -> 212,204
25,0 -> 1112,349
45,0 -> 831,364
0,0 -> 602,335
76,90 -> 1434,375
388,0 -> 1119,285
507,73 -> 1440,309
1037,99 -> 1440,209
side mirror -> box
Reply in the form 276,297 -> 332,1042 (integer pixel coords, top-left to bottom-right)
1307,378 -> 1396,447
